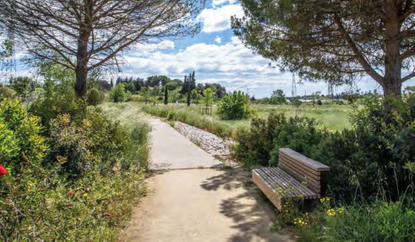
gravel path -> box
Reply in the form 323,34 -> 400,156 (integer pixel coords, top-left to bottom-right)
174,121 -> 233,156
122,118 -> 292,242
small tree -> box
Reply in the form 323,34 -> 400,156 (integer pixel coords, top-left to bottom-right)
201,88 -> 214,108
109,83 -> 127,103
191,89 -> 200,104
87,88 -> 105,106
270,89 -> 287,105
217,91 -> 253,120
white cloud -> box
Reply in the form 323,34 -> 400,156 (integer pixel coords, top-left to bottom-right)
214,36 -> 222,44
132,40 -> 175,57
198,4 -> 244,33
212,0 -> 237,7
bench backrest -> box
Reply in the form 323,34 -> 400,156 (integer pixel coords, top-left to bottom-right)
278,148 -> 330,194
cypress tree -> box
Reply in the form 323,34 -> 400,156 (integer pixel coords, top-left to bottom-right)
164,85 -> 168,105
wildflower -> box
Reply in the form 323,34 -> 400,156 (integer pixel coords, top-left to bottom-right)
293,218 -> 308,227
337,207 -> 345,214
320,197 -> 331,203
83,193 -> 88,198
327,208 -> 336,216
0,165 -> 7,176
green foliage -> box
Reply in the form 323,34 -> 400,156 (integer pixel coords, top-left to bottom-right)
142,105 -> 232,138
311,96 -> 415,200
109,83 -> 128,103
0,101 -> 150,241
233,96 -> 415,201
87,87 -> 105,106
30,64 -> 84,126
298,201 -> 415,242
217,91 -> 253,120
292,99 -> 303,109
232,113 -> 324,167
270,89 -> 287,105
10,76 -> 38,99
231,0 -> 414,95
201,87 -> 215,108
0,99 -> 47,172
0,85 -> 16,99
191,89 -> 200,104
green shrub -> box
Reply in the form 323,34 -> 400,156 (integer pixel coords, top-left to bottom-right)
87,87 -> 105,106
30,65 -> 85,126
10,76 -> 38,99
1,101 -> 150,241
0,85 -> 16,99
310,96 -> 415,201
232,113 -> 325,167
0,99 -> 47,172
217,91 -> 254,120
109,83 -> 127,102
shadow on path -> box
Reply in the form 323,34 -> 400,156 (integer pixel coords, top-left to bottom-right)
201,168 -> 291,242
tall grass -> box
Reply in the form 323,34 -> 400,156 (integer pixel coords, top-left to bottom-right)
99,102 -> 151,169
141,104 -> 234,138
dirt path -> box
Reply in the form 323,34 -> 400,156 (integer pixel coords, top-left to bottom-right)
122,119 -> 291,242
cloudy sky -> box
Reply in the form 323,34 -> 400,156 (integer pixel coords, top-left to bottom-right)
8,0 -> 415,98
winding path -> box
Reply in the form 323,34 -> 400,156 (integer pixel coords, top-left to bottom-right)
122,119 -> 291,242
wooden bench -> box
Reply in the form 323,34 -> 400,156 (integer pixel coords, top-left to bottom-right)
252,148 -> 330,211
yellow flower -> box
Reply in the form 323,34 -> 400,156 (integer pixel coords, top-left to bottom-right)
327,208 -> 336,216
83,193 -> 88,198
337,207 -> 345,214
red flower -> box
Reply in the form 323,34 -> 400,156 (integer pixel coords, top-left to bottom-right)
0,165 -> 7,176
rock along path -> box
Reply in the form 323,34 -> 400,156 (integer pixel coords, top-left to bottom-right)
122,119 -> 292,242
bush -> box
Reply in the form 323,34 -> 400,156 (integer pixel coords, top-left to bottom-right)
109,83 -> 127,102
217,91 -> 254,120
0,100 -> 150,241
0,85 -> 16,99
87,87 -> 105,106
30,65 -> 85,126
0,99 -> 47,172
232,113 -> 325,167
10,76 -> 38,99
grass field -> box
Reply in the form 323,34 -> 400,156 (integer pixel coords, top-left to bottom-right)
214,104 -> 352,132
140,102 -> 353,136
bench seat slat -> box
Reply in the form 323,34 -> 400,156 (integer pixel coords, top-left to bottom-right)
254,168 -> 319,199
256,168 -> 303,198
264,168 -> 319,199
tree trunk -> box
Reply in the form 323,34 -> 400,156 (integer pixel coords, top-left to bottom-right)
164,86 -> 168,105
383,4 -> 402,97
75,0 -> 93,98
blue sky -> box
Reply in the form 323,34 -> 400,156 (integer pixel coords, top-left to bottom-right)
7,0 -> 415,98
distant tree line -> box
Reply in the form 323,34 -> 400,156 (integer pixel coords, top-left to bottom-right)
112,74 -> 226,100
